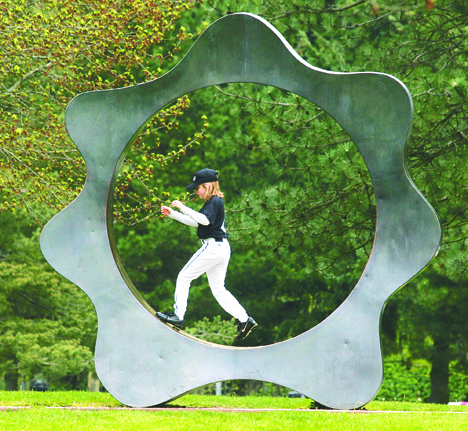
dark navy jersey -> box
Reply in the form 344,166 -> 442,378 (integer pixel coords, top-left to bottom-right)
197,196 -> 228,240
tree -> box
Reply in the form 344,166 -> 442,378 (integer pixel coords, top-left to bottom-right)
0,209 -> 97,390
0,0 -> 202,224
395,272 -> 468,403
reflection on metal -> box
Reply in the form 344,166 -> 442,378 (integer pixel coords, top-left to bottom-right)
40,13 -> 441,409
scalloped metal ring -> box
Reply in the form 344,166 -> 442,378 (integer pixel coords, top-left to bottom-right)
40,13 -> 441,409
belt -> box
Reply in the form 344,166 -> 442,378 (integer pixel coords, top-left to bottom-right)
201,237 -> 226,244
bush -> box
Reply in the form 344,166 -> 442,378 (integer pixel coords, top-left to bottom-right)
377,356 -> 468,402
378,357 -> 431,402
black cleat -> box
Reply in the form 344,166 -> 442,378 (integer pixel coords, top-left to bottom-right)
236,317 -> 258,340
156,311 -> 184,329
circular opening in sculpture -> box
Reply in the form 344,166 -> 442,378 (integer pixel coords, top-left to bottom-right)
113,83 -> 376,345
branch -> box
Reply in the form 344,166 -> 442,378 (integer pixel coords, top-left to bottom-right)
268,0 -> 367,21
344,0 -> 409,29
330,0 -> 367,13
2,62 -> 52,95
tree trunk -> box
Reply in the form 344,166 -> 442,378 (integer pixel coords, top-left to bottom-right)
428,337 -> 450,404
87,371 -> 100,392
5,372 -> 19,391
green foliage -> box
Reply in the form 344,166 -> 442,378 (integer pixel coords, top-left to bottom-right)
378,357 -> 432,402
0,320 -> 93,384
0,0 -> 202,223
185,316 -> 237,345
378,356 -> 468,403
0,210 -> 96,389
449,361 -> 468,402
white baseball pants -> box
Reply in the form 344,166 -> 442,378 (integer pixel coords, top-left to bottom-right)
174,238 -> 249,322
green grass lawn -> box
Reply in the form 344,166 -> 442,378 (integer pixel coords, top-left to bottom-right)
1,391 -> 468,431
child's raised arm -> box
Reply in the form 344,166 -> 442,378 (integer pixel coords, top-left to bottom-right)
172,200 -> 209,226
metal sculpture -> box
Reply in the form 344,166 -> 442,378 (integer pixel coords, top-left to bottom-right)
40,13 -> 441,409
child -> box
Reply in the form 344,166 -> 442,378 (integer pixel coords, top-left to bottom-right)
157,168 -> 257,340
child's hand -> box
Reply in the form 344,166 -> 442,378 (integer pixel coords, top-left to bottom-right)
172,200 -> 184,210
161,206 -> 171,216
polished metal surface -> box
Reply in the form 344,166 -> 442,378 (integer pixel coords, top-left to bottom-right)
40,13 -> 441,409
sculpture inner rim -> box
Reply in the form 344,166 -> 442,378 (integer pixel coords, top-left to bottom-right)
113,83 -> 375,339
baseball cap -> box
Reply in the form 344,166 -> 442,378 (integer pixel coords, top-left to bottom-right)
186,169 -> 219,191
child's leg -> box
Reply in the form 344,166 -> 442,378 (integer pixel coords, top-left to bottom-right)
174,242 -> 217,319
206,242 -> 249,323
